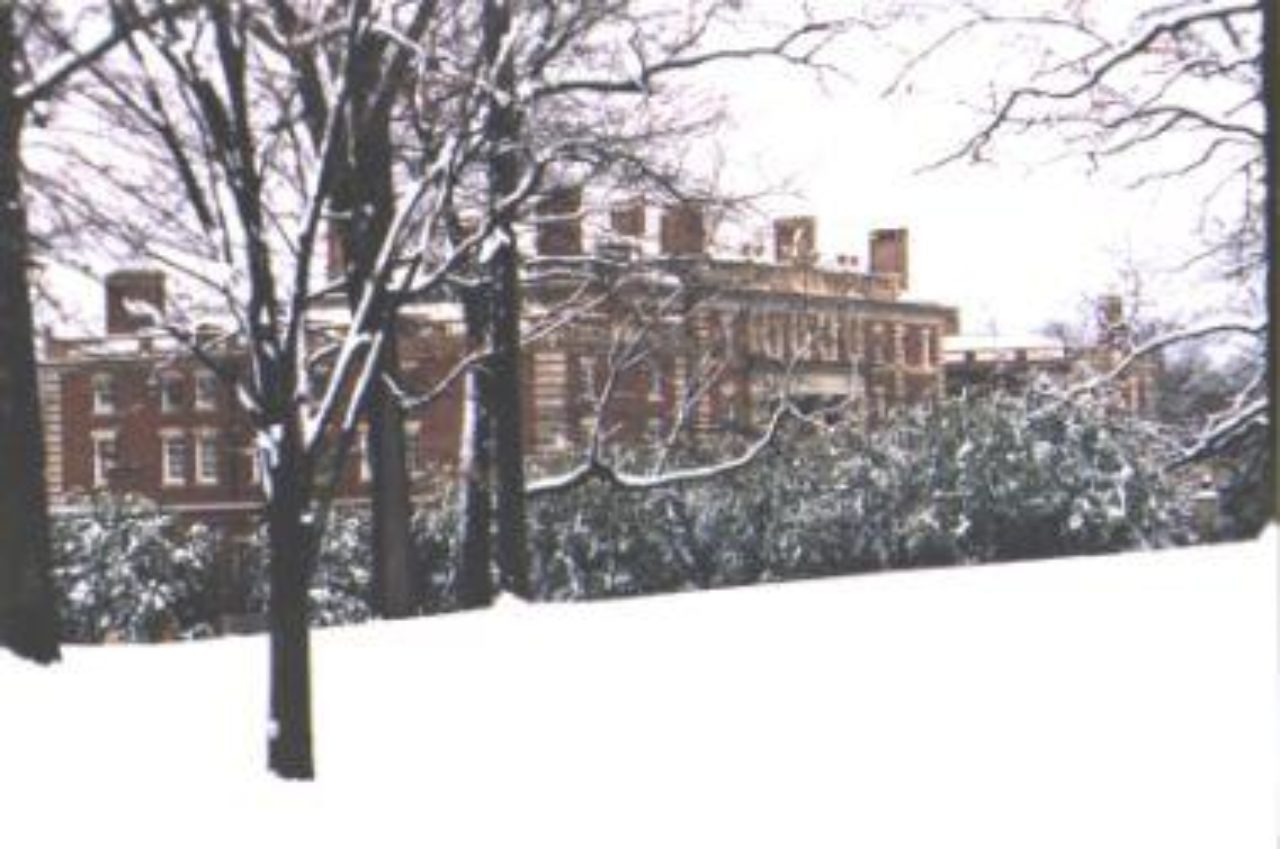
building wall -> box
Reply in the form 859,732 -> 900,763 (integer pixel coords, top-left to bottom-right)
45,221 -> 959,524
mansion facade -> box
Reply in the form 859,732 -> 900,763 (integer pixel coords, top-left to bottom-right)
39,203 -> 960,525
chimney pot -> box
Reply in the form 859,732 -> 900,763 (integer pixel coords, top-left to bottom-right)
658,203 -> 706,256
105,270 -> 165,335
869,228 -> 908,289
773,216 -> 817,265
609,198 -> 646,240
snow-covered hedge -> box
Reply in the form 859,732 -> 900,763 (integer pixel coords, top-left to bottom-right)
526,393 -> 1203,600
47,394 -> 1213,636
51,494 -> 221,642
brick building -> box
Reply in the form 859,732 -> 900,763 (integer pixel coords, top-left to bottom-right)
39,200 -> 960,529
941,296 -> 1159,414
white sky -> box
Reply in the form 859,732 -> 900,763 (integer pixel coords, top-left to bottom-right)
696,0 -> 1263,336
33,0 -> 1252,341
712,53 -> 1194,335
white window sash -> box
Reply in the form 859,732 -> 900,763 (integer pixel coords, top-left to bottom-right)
161,431 -> 187,487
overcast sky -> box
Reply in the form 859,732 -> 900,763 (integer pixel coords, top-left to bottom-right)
711,44 -> 1189,335
36,0 -> 1252,341
703,0 -> 1257,336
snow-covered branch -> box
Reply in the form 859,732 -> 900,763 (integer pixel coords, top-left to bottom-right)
16,0 -> 198,104
527,401 -> 794,498
1028,316 -> 1267,429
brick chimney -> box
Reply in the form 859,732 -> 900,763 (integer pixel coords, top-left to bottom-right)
1097,295 -> 1127,346
869,228 -> 909,288
535,186 -> 584,257
326,222 -> 348,279
774,216 -> 817,264
659,203 -> 705,256
105,270 -> 165,335
610,198 -> 646,239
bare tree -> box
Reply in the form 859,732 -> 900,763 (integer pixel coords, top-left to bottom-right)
0,0 -> 193,664
524,273 -> 824,503
1266,0 -> 1277,524
454,0 -> 860,598
0,2 -> 62,665
49,0 -> 509,778
885,0 -> 1270,504
257,0 -> 440,619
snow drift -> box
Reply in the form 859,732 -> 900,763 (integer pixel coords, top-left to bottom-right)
2,531 -> 1274,849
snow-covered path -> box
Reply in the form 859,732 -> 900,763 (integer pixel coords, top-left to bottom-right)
3,533 -> 1275,848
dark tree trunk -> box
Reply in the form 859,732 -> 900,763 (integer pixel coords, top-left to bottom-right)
483,0 -> 534,599
265,439 -> 315,780
331,54 -> 418,618
0,6 -> 60,664
367,335 -> 417,618
1265,0 -> 1278,525
455,287 -> 494,609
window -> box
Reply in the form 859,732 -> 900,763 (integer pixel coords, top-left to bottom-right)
246,446 -> 263,485
158,373 -> 183,413
196,431 -> 219,485
161,431 -> 188,487
91,430 -> 117,488
647,364 -> 664,404
358,424 -> 371,483
92,374 -> 116,415
194,372 -> 219,411
405,421 -> 424,478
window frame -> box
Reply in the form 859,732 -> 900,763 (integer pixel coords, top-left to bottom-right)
161,429 -> 188,488
91,373 -> 116,415
158,372 -> 184,414
195,429 -> 220,486
91,429 -> 117,488
194,372 -> 219,412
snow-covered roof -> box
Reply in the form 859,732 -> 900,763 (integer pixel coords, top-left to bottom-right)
31,263 -> 105,338
942,333 -> 1067,354
942,334 -> 1071,366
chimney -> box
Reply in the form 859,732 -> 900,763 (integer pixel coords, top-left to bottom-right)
659,202 -> 706,256
609,198 -> 646,239
1098,294 -> 1124,326
326,222 -> 348,280
1097,295 -> 1127,345
869,228 -> 909,288
105,270 -> 165,335
535,185 -> 584,257
773,216 -> 817,264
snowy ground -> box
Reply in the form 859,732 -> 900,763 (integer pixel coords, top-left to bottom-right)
3,532 -> 1275,849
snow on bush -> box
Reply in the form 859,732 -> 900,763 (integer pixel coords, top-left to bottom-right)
525,392 -> 1203,599
48,394 -> 1211,635
51,493 -> 220,642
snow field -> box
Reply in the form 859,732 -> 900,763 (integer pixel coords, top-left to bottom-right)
2,531 -> 1275,849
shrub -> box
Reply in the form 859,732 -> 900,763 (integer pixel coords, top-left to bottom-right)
525,392 -> 1201,600
51,494 -> 220,642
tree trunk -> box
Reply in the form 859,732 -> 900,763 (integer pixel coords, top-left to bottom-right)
1265,0 -> 1278,525
330,157 -> 417,618
456,287 -> 495,608
484,0 -> 534,599
0,6 -> 60,664
343,53 -> 418,619
367,332 -> 417,618
265,444 -> 315,780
